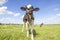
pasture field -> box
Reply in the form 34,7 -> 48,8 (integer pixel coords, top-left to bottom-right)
0,24 -> 60,40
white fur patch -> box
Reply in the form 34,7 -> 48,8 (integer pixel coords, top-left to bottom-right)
27,4 -> 32,8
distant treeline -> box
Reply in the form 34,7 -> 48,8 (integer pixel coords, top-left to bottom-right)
0,23 -> 21,25
0,23 -> 2,25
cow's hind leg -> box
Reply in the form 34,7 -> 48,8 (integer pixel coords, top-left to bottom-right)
22,23 -> 25,32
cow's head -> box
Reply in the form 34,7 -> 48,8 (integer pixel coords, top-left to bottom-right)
20,4 -> 39,14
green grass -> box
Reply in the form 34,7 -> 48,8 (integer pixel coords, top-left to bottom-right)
0,24 -> 60,40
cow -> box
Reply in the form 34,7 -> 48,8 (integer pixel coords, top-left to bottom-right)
40,23 -> 44,27
20,4 -> 39,40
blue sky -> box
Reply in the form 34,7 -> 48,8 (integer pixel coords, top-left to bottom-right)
0,0 -> 60,24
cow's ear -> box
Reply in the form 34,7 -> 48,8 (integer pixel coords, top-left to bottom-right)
33,8 -> 39,11
20,7 -> 26,11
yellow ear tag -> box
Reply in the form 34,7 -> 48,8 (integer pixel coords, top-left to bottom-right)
27,14 -> 29,15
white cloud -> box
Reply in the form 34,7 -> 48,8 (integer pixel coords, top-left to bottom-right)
7,11 -> 14,14
34,20 -> 43,24
21,15 -> 24,18
0,6 -> 7,14
53,8 -> 60,11
0,6 -> 20,16
35,13 -> 60,24
56,13 -> 60,16
43,14 -> 60,24
0,17 -> 20,24
0,6 -> 7,10
0,0 -> 8,6
14,13 -> 20,17
0,6 -> 21,24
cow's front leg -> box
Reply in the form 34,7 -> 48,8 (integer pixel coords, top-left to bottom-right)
26,22 -> 29,37
31,25 -> 34,40
31,21 -> 34,40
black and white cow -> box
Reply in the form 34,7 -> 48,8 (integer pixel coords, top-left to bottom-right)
20,4 -> 39,40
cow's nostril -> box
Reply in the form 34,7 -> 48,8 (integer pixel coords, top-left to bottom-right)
28,9 -> 29,10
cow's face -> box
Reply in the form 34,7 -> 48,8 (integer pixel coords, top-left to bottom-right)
20,4 -> 39,14
26,4 -> 33,14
